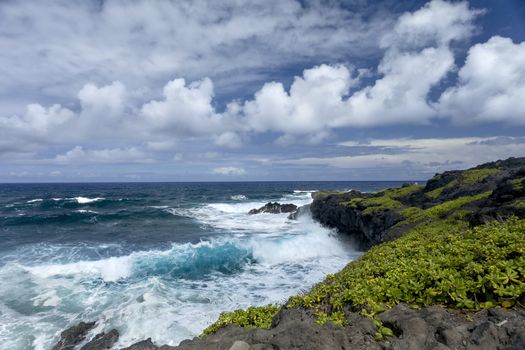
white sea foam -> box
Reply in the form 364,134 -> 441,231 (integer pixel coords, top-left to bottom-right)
72,197 -> 105,204
74,209 -> 98,214
26,199 -> 43,203
26,255 -> 134,282
0,190 -> 360,349
230,194 -> 247,200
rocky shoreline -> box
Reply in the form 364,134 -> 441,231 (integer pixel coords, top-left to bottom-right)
52,157 -> 525,350
53,304 -> 525,350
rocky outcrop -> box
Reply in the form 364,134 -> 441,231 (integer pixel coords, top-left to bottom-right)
51,323 -> 119,350
310,157 -> 525,250
248,202 -> 297,214
310,190 -> 404,250
80,330 -> 119,350
287,204 -> 310,220
72,305 -> 523,349
52,321 -> 96,350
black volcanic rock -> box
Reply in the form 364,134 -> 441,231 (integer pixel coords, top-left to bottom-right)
310,157 -> 525,250
287,204 -> 311,220
117,304 -> 525,350
248,202 -> 298,214
80,329 -> 119,350
52,321 -> 96,350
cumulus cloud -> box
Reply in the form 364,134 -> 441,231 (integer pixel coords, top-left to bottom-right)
78,81 -> 126,117
237,0 -> 482,135
0,103 -> 75,155
0,0 -> 391,107
1,0 -> 524,181
141,78 -> 224,136
212,167 -> 246,176
242,64 -> 355,135
438,36 -> 525,125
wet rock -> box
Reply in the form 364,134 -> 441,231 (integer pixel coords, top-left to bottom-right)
287,204 -> 310,220
248,202 -> 297,215
80,329 -> 119,350
52,321 -> 96,350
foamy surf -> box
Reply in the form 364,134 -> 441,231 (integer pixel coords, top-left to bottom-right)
0,182 -> 398,350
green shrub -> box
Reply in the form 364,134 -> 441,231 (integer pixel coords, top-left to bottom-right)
202,305 -> 280,335
462,168 -> 500,185
288,218 -> 525,320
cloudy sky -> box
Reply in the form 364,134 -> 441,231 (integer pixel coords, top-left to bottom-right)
1,0 -> 524,182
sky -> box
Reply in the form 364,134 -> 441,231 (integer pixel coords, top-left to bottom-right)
0,0 -> 524,182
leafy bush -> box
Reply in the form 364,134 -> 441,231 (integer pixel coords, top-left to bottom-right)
288,218 -> 525,320
202,305 -> 280,335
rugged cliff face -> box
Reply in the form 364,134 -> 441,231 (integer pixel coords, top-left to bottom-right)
310,157 -> 525,250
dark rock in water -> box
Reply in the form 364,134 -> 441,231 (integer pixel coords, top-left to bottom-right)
287,204 -> 310,220
248,202 -> 297,215
52,321 -> 96,350
80,329 -> 119,350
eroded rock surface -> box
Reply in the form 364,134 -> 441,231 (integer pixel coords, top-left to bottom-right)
113,305 -> 525,350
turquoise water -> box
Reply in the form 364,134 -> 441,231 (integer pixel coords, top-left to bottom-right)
0,181 -> 402,349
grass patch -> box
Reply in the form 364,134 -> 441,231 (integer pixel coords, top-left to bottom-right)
512,177 -> 525,190
406,192 -> 491,224
462,168 -> 500,185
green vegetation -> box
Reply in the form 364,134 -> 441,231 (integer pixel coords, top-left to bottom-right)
361,197 -> 403,215
288,218 -> 525,319
512,177 -> 525,190
384,184 -> 423,199
202,164 -> 524,335
425,169 -> 499,200
202,305 -> 280,335
462,168 -> 500,185
341,184 -> 422,214
403,192 -> 492,224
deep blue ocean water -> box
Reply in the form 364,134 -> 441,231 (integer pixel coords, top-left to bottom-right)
0,181 -> 405,349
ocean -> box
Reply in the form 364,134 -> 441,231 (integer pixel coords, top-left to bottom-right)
0,181 -> 404,349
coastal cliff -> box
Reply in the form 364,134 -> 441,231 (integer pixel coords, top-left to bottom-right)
310,157 -> 525,250
53,158 -> 525,350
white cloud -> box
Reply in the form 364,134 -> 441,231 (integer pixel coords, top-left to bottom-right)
380,0 -> 483,49
141,78 -> 225,136
54,146 -> 152,164
438,36 -> 525,125
78,81 -> 126,117
0,0 -> 390,108
212,167 -> 246,176
243,64 -> 354,135
238,0 -> 480,134
341,46 -> 453,126
214,131 -> 243,148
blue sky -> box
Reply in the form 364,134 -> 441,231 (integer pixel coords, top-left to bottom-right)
0,0 -> 524,182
